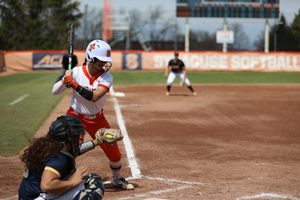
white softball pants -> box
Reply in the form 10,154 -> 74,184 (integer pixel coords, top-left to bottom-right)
35,181 -> 84,200
167,71 -> 191,86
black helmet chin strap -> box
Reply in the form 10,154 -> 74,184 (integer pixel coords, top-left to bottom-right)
90,58 -> 105,73
91,62 -> 104,73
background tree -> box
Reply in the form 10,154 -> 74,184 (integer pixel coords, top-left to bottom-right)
143,6 -> 175,43
188,30 -> 199,50
0,0 -> 82,50
269,14 -> 297,51
76,5 -> 103,49
195,31 -> 220,50
253,31 -> 265,51
290,9 -> 300,50
227,23 -> 250,51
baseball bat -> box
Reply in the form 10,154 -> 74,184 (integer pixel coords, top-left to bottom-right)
66,22 -> 74,88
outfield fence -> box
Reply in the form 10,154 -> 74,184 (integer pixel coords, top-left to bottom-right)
3,50 -> 300,72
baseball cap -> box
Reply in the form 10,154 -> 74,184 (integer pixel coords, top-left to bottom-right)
174,51 -> 179,55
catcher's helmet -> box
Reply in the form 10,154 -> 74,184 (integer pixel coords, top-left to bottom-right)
48,115 -> 85,157
85,39 -> 113,72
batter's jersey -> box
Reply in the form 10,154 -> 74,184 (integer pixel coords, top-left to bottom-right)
18,152 -> 74,200
52,65 -> 113,115
168,59 -> 186,73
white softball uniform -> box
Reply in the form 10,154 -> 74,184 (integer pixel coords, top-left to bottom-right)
52,65 -> 112,115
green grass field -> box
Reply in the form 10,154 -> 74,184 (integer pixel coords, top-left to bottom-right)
0,71 -> 299,156
111,71 -> 300,85
0,73 -> 66,156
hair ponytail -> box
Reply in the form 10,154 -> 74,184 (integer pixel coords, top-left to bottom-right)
83,58 -> 87,66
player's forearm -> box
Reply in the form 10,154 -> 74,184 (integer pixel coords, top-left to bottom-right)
52,81 -> 67,95
41,178 -> 77,193
165,67 -> 170,74
78,140 -> 98,156
90,87 -> 107,102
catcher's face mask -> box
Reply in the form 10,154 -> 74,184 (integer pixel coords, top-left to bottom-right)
70,131 -> 85,157
49,115 -> 85,157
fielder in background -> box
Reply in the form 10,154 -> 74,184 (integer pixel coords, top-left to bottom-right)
55,54 -> 78,83
164,51 -> 197,96
52,39 -> 134,190
18,115 -> 105,200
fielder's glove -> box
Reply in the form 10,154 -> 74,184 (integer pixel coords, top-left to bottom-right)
95,128 -> 124,145
179,78 -> 185,87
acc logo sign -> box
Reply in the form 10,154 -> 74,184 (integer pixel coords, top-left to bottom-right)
33,53 -> 63,69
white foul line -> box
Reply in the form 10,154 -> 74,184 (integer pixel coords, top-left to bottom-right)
9,94 -> 29,105
112,96 -> 142,179
0,195 -> 18,200
237,193 -> 300,200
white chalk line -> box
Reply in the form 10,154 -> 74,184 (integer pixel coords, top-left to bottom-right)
105,175 -> 202,200
237,193 -> 300,200
0,196 -> 18,200
8,94 -> 29,105
110,85 -> 125,97
142,176 -> 203,185
111,95 -> 141,179
103,175 -> 203,186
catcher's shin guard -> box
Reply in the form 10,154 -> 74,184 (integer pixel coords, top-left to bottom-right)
79,173 -> 105,200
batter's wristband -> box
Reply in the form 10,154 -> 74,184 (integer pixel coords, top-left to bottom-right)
75,85 -> 93,101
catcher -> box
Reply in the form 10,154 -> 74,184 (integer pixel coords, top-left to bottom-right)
164,51 -> 197,96
18,115 -> 124,200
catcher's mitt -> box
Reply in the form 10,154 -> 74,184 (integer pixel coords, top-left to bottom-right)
95,128 -> 124,145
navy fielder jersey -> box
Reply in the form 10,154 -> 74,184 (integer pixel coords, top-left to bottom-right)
18,152 -> 75,200
168,59 -> 186,73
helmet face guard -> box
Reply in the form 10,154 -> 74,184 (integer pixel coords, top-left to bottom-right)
93,59 -> 113,73
103,61 -> 112,72
48,115 -> 85,157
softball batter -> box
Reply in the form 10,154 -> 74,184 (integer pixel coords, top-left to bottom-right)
52,40 -> 134,190
164,51 -> 197,96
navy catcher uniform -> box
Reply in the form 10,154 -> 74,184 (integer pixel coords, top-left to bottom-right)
18,115 -> 105,200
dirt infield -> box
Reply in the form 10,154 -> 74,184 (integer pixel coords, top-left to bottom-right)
1,84 -> 300,200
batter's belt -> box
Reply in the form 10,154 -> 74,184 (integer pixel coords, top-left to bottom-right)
68,107 -> 103,120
